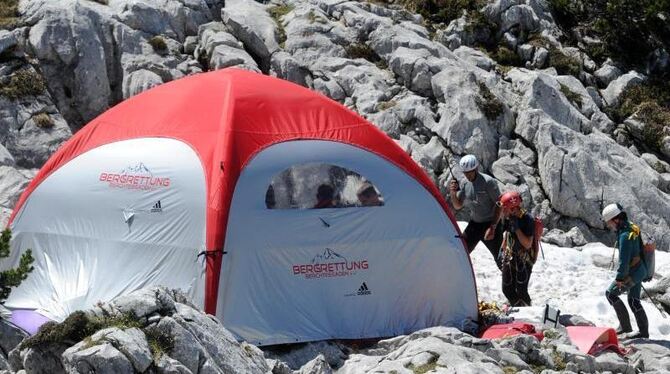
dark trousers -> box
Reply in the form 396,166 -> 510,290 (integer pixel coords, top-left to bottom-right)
502,256 -> 533,306
463,220 -> 504,269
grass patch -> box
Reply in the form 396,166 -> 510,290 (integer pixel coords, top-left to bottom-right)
345,43 -> 386,69
492,45 -> 521,67
502,367 -> 517,374
268,4 -> 294,48
548,47 -> 581,76
148,36 -> 168,53
21,311 -> 143,350
145,328 -> 175,361
408,361 -> 438,374
0,0 -> 19,29
559,83 -> 582,108
476,81 -> 504,120
376,100 -> 397,111
551,349 -> 567,371
0,69 -> 46,99
33,113 -> 54,128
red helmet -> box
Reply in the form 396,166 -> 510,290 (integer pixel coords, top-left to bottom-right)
499,191 -> 522,209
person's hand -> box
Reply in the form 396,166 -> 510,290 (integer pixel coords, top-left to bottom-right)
449,179 -> 459,193
484,226 -> 495,241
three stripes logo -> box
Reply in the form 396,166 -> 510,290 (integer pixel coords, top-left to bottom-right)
150,200 -> 163,213
357,282 -> 371,296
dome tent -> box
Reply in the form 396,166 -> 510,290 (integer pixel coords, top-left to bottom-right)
4,68 -> 477,345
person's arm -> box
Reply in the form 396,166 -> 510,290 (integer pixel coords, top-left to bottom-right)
449,179 -> 464,210
616,234 -> 632,282
514,226 -> 534,249
484,180 -> 502,239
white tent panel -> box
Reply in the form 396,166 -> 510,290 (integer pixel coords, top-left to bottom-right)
219,140 -> 477,345
5,138 -> 207,321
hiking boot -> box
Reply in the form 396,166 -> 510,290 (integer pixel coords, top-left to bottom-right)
622,331 -> 649,340
615,326 -> 632,335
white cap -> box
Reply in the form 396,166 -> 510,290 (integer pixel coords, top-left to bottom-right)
459,154 -> 479,172
602,203 -> 623,222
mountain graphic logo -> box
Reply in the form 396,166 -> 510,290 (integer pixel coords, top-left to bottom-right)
120,162 -> 152,175
311,248 -> 347,264
357,282 -> 371,296
150,200 -> 163,213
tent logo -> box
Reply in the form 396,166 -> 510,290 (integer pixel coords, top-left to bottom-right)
99,162 -> 171,190
292,248 -> 369,279
357,282 -> 371,296
150,200 -> 163,213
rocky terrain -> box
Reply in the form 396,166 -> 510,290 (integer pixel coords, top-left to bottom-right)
0,0 -> 669,250
1,285 -> 670,374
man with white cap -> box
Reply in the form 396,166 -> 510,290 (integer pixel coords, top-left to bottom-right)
448,154 -> 503,268
602,203 -> 649,339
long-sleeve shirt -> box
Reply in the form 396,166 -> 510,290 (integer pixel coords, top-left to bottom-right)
615,221 -> 643,281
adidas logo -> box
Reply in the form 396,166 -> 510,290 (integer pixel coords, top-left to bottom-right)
357,282 -> 371,296
150,200 -> 163,213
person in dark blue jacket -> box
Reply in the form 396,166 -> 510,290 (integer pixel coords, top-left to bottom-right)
602,203 -> 649,339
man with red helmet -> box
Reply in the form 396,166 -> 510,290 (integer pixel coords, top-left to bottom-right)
448,154 -> 504,269
498,190 -> 535,306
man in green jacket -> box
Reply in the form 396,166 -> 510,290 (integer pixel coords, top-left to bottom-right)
602,203 -> 649,339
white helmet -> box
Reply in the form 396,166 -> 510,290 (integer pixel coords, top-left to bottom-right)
602,203 -> 623,222
459,154 -> 479,172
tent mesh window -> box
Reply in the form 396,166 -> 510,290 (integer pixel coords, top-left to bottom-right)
265,163 -> 383,209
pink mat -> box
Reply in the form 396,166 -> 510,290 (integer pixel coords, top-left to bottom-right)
566,326 -> 627,355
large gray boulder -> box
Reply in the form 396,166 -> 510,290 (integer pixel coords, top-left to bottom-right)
10,287 -> 269,374
221,0 -> 280,72
600,70 -> 645,107
0,166 -> 30,209
62,328 -> 151,374
430,66 -> 514,170
515,109 -> 670,249
21,0 -> 217,128
507,68 -> 590,134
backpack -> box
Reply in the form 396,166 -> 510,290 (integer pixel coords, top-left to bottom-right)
639,231 -> 656,282
629,222 -> 655,282
530,216 -> 544,264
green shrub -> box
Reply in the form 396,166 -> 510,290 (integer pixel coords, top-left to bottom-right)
548,47 -> 581,76
148,36 -> 168,53
559,83 -> 582,108
22,311 -> 143,349
616,80 -> 670,121
0,0 -> 19,29
476,81 -> 504,120
0,229 -> 34,303
492,46 -> 521,67
548,0 -> 670,67
33,113 -> 55,128
0,69 -> 46,99
636,101 -> 670,152
396,0 -> 487,26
